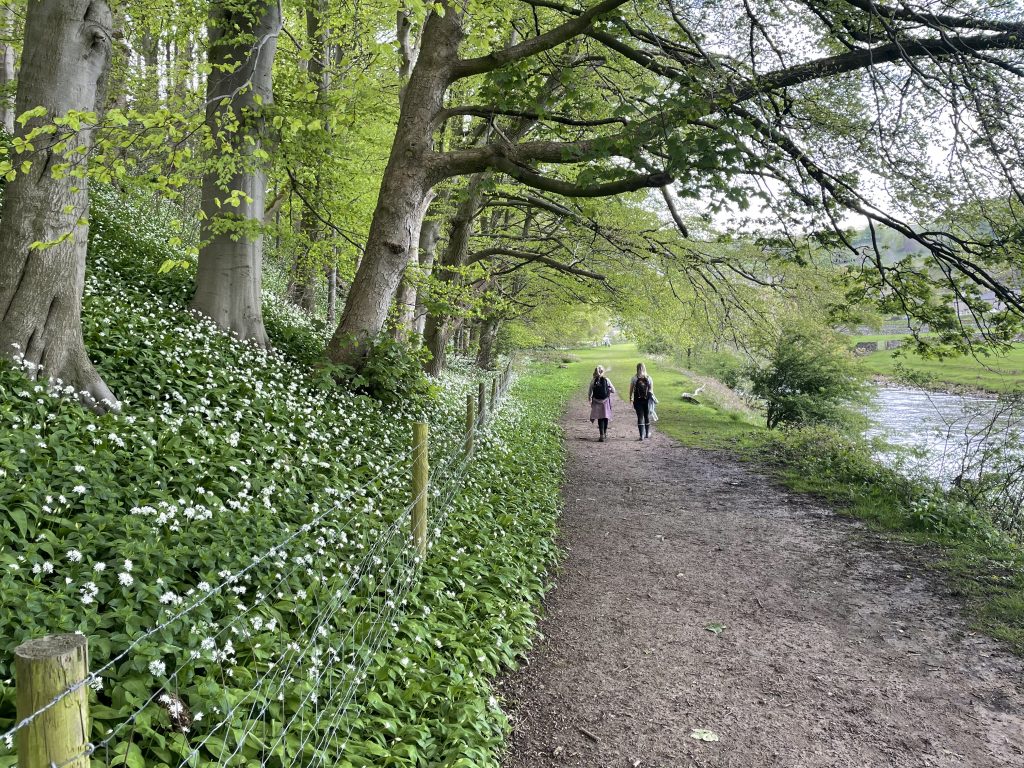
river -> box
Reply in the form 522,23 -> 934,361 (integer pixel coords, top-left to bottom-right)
866,386 -> 1022,482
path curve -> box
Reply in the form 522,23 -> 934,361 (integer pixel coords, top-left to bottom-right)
501,403 -> 1024,768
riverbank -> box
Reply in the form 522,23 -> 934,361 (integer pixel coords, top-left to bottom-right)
543,345 -> 1024,652
856,340 -> 1024,395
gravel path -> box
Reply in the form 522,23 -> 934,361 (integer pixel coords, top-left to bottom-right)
501,403 -> 1024,768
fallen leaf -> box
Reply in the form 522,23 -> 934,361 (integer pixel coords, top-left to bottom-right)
705,623 -> 727,635
690,728 -> 720,742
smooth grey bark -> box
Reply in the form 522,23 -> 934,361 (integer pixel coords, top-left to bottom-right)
326,264 -> 338,325
392,190 -> 435,340
413,208 -> 441,337
192,0 -> 280,348
137,29 -> 160,106
392,264 -> 417,341
0,0 -> 115,408
475,317 -> 499,369
0,3 -> 16,134
326,8 -> 463,366
285,209 -> 317,313
287,2 -> 330,315
423,172 -> 488,375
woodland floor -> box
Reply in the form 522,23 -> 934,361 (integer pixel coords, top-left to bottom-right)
500,399 -> 1024,768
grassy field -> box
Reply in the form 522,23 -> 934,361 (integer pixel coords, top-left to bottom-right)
856,344 -> 1024,393
536,343 -> 1024,652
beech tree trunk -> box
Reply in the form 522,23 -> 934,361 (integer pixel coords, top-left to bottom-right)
0,3 -> 16,134
285,209 -> 317,313
326,9 -> 462,366
191,0 -> 280,348
413,212 -> 440,338
0,0 -> 115,409
424,172 -> 488,375
392,190 -> 436,341
326,264 -> 338,325
392,265 -> 418,341
475,317 -> 499,369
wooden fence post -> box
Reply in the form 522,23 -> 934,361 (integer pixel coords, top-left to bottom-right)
15,634 -> 90,768
478,382 -> 487,425
412,422 -> 429,559
465,394 -> 475,455
490,377 -> 497,413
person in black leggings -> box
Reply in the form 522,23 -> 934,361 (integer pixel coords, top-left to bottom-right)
588,365 -> 616,441
629,363 -> 654,441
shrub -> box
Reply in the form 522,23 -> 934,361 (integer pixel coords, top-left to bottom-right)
695,350 -> 747,390
748,329 -> 870,429
321,333 -> 435,406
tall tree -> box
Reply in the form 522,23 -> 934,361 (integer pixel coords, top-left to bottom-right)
0,0 -> 116,408
191,0 -> 281,347
0,2 -> 17,134
327,0 -> 1024,370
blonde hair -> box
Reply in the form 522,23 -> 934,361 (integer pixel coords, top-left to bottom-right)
593,365 -> 605,380
636,363 -> 647,377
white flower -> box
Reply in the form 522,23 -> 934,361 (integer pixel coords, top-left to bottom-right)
93,562 -> 106,572
148,660 -> 166,676
123,560 -> 133,572
72,485 -> 86,494
118,572 -> 133,587
67,549 -> 82,563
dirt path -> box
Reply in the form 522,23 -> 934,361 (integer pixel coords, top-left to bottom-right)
501,404 -> 1024,768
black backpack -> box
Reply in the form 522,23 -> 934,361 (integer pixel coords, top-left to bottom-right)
634,376 -> 651,401
593,376 -> 609,399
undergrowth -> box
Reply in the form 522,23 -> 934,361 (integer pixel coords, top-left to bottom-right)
0,188 -> 578,767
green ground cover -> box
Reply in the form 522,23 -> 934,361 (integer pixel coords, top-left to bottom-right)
548,344 -> 1024,652
0,190 -> 581,768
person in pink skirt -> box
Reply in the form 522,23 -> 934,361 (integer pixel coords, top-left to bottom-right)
588,365 -> 616,442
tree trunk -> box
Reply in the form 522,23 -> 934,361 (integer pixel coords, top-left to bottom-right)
191,0 -> 280,348
475,317 -> 499,369
326,8 -> 462,367
392,190 -> 436,341
0,3 -> 17,134
423,172 -> 488,375
285,208 -> 317,313
137,29 -> 160,106
0,0 -> 116,409
413,210 -> 441,338
326,264 -> 338,325
392,266 -> 418,341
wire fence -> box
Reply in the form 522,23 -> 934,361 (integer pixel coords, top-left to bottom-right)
2,365 -> 516,768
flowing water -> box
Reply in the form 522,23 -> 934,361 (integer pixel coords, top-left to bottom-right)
866,387 -> 1021,483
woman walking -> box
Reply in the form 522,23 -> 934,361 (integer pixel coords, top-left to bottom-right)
588,366 -> 616,442
629,362 -> 654,441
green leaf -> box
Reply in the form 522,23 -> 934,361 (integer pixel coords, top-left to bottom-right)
690,728 -> 720,742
